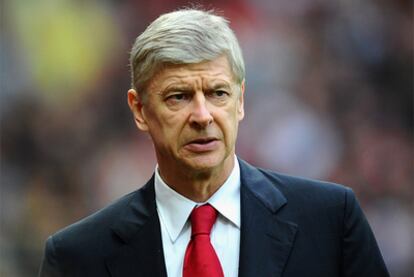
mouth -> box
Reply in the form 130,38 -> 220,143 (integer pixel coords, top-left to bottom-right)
188,137 -> 217,144
184,137 -> 219,152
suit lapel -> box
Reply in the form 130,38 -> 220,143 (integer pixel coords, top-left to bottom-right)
238,159 -> 298,277
105,176 -> 167,277
104,160 -> 297,277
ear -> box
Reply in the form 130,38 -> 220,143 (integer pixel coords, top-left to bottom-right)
237,80 -> 245,121
127,89 -> 149,132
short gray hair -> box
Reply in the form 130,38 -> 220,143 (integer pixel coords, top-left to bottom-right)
129,9 -> 245,95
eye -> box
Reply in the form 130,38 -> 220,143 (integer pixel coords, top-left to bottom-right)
166,93 -> 189,101
206,89 -> 231,105
164,92 -> 191,108
209,90 -> 230,99
214,90 -> 228,97
170,94 -> 186,100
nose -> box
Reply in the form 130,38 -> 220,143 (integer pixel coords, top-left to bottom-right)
189,93 -> 213,129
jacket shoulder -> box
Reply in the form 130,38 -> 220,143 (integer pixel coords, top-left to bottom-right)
50,190 -> 137,252
238,160 -> 389,276
258,167 -> 352,203
61,190 -> 134,229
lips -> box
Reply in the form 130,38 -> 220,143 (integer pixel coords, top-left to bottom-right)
189,137 -> 216,144
184,137 -> 219,152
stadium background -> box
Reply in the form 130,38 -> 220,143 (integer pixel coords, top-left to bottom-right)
1,0 -> 412,276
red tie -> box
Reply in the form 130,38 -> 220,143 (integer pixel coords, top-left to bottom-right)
183,204 -> 224,277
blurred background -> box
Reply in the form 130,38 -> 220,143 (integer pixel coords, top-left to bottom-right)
1,0 -> 412,276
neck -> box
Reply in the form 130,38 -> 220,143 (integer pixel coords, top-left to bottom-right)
158,156 -> 235,202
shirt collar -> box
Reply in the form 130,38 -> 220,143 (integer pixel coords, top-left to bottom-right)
154,156 -> 241,243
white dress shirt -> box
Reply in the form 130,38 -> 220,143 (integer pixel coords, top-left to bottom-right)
154,157 -> 241,277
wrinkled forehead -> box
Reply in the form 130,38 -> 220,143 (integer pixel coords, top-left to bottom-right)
147,56 -> 237,91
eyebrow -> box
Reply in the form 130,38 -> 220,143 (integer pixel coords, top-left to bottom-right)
209,83 -> 231,90
160,85 -> 193,95
202,83 -> 232,95
160,82 -> 232,95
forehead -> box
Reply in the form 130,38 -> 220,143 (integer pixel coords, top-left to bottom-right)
147,56 -> 235,91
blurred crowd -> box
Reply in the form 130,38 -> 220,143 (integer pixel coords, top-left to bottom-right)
1,0 -> 412,276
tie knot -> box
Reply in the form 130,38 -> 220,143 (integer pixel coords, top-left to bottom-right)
190,204 -> 217,236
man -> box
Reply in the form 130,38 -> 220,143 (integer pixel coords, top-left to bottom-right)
39,8 -> 389,277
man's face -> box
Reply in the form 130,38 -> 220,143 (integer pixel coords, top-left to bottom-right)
128,56 -> 245,176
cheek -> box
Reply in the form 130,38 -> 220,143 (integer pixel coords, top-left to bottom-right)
152,112 -> 187,142
163,110 -> 188,132
219,107 -> 240,139
147,106 -> 176,128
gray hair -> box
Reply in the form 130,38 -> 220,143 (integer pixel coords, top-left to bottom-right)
129,9 -> 245,96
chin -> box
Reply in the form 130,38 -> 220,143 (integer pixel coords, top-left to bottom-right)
182,152 -> 231,173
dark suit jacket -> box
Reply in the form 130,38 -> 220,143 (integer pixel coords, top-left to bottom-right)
39,159 -> 389,276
